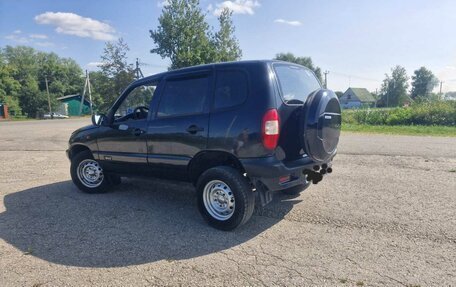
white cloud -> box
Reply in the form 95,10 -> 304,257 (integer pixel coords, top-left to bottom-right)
29,33 -> 48,39
87,61 -> 104,67
5,30 -> 55,47
274,19 -> 302,26
214,0 -> 260,16
34,41 -> 54,47
5,34 -> 29,44
35,12 -> 116,41
157,0 -> 170,8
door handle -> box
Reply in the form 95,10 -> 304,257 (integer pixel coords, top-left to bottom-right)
186,125 -> 204,134
133,128 -> 145,136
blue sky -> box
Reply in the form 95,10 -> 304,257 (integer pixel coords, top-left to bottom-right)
1,0 -> 456,92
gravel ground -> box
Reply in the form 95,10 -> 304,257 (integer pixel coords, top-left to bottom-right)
0,118 -> 455,287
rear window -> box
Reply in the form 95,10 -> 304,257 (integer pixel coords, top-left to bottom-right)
214,70 -> 248,110
274,64 -> 321,104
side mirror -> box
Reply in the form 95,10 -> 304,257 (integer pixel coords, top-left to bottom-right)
91,114 -> 106,126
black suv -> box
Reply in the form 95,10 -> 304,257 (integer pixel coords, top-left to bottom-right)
67,60 -> 341,230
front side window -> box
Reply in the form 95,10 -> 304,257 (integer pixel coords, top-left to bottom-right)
114,82 -> 157,122
157,76 -> 209,117
274,64 -> 321,105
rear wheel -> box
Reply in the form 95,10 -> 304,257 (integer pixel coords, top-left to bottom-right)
70,150 -> 111,193
196,166 -> 255,231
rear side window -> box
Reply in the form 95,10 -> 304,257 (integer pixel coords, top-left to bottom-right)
157,76 -> 209,117
214,70 -> 248,110
274,65 -> 321,104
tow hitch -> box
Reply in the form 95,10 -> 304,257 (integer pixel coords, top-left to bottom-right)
304,163 -> 332,184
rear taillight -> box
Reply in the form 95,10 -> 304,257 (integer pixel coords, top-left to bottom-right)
262,109 -> 280,150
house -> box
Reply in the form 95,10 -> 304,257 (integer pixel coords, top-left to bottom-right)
339,88 -> 376,109
57,94 -> 93,116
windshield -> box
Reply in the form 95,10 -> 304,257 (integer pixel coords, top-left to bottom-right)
274,64 -> 321,104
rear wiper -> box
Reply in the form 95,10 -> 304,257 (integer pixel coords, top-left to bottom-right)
285,99 -> 304,105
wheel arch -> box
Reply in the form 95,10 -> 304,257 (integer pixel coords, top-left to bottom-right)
68,144 -> 92,160
188,151 -> 246,184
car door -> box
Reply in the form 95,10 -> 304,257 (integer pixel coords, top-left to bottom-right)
95,79 -> 160,174
146,70 -> 212,180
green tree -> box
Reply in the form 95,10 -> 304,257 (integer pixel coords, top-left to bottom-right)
150,0 -> 242,69
444,91 -> 456,101
335,91 -> 344,98
212,8 -> 242,62
0,64 -> 21,115
95,38 -> 135,111
150,0 -> 212,69
378,66 -> 409,107
410,67 -> 438,100
1,45 -> 84,117
274,52 -> 323,82
88,71 -> 110,109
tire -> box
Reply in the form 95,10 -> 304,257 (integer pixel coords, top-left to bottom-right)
70,150 -> 111,194
282,181 -> 311,195
196,166 -> 255,231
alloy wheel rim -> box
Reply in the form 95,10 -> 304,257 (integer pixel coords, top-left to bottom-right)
203,180 -> 235,221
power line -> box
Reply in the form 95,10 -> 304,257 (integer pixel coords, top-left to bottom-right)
330,71 -> 380,82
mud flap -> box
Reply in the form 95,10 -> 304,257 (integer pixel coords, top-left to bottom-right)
255,180 -> 273,206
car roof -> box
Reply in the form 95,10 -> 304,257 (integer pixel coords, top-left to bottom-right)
138,60 -> 289,82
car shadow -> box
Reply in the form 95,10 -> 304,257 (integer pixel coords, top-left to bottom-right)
0,178 -> 301,268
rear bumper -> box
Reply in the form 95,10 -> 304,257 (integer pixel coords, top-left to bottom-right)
240,155 -> 333,192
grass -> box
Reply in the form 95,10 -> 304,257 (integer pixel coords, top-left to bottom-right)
342,124 -> 456,137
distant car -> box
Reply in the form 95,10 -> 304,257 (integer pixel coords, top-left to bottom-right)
67,60 -> 341,230
43,112 -> 69,119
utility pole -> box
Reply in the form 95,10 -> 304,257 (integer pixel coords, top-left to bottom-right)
375,88 -> 378,108
87,71 -> 93,115
439,81 -> 443,95
45,75 -> 52,117
79,70 -> 93,115
324,70 -> 329,89
135,58 -> 144,80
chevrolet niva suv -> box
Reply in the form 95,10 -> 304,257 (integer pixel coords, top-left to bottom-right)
67,60 -> 341,230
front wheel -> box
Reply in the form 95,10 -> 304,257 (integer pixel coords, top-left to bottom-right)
196,166 -> 255,231
70,150 -> 111,193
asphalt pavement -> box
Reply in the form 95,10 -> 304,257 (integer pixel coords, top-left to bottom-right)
0,118 -> 455,286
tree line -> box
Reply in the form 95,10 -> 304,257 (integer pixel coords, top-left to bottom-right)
0,46 -> 83,117
374,65 -> 441,107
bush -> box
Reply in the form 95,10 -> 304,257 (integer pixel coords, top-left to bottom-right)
342,101 -> 456,126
